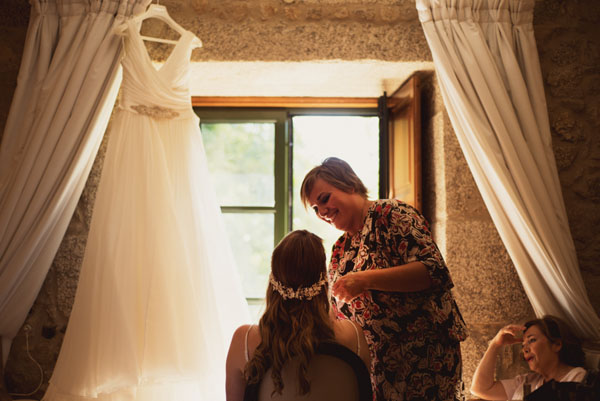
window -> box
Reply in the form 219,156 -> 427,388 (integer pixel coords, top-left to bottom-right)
193,74 -> 421,321
194,107 -> 379,320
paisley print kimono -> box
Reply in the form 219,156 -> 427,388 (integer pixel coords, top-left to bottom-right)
329,200 -> 468,401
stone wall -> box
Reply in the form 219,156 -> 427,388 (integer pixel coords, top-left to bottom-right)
420,71 -> 537,395
535,0 -> 600,318
1,0 -> 599,399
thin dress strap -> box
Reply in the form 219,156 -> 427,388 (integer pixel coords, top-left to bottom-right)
244,325 -> 254,362
348,320 -> 360,355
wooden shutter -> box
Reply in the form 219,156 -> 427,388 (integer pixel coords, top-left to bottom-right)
384,74 -> 421,211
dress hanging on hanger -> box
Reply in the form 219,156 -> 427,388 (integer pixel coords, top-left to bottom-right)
127,3 -> 202,48
43,4 -> 249,401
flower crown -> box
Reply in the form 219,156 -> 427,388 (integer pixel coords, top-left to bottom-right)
269,273 -> 327,300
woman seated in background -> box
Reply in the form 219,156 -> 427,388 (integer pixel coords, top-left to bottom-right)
471,315 -> 587,400
225,229 -> 371,401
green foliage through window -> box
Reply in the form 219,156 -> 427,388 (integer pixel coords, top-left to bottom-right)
195,108 -> 379,322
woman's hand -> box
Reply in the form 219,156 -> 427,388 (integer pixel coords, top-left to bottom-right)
332,271 -> 366,303
491,324 -> 526,347
332,262 -> 433,302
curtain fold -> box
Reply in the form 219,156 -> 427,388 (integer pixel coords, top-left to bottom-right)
0,0 -> 151,366
416,0 -> 600,345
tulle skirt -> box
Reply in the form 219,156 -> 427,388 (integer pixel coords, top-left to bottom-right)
43,110 -> 249,401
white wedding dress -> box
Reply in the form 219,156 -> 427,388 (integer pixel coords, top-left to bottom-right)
43,19 -> 249,401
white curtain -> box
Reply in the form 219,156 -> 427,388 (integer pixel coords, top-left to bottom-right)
416,0 -> 600,345
0,0 -> 150,366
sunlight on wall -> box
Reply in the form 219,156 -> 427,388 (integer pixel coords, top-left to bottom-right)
187,60 -> 434,97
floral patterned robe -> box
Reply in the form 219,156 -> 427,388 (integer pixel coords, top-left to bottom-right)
329,200 -> 468,401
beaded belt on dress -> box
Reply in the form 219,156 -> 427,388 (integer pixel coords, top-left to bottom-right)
130,104 -> 180,120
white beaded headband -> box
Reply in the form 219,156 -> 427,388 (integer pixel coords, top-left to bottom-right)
269,273 -> 327,300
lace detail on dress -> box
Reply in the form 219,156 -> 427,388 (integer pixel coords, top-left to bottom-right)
131,104 -> 180,120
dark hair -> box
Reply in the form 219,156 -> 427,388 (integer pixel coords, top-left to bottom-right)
300,157 -> 369,208
524,315 -> 585,367
244,230 -> 335,395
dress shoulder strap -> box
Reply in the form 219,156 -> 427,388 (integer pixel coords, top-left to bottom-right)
244,324 -> 254,362
348,320 -> 360,355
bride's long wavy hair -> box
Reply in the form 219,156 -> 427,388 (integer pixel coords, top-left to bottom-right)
244,230 -> 335,395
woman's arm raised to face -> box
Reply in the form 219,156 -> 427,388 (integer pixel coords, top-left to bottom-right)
470,325 -> 525,400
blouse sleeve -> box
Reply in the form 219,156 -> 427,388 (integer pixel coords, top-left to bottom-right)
386,203 -> 452,289
563,366 -> 588,382
500,374 -> 524,400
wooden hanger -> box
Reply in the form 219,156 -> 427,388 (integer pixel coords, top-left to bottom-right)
129,1 -> 202,48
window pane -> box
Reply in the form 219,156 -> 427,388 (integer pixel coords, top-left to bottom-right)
292,115 -> 379,257
201,123 -> 275,207
221,213 -> 273,300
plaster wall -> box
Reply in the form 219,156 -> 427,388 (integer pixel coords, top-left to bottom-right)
1,0 -> 599,399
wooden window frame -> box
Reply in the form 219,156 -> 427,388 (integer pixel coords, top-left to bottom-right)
192,96 -> 378,109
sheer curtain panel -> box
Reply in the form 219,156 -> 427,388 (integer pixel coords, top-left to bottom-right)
416,0 -> 600,348
0,0 -> 151,365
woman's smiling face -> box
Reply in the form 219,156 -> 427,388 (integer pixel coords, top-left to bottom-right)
306,178 -> 363,234
522,324 -> 561,373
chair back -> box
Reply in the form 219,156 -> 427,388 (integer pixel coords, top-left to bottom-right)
244,342 -> 372,401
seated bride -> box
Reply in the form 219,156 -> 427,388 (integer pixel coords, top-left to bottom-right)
225,229 -> 371,401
